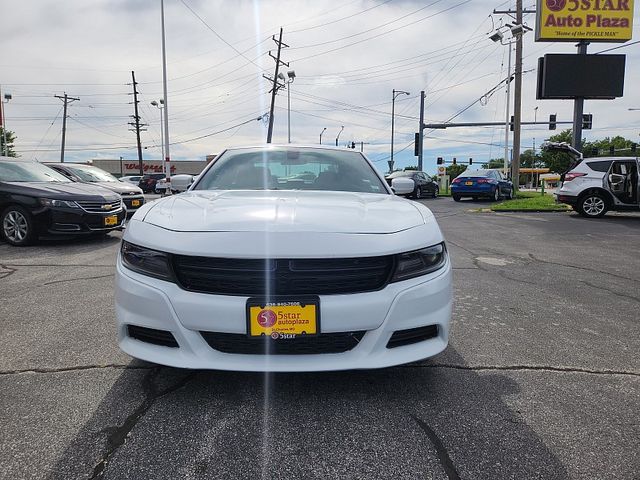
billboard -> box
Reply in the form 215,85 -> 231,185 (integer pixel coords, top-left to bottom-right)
536,0 -> 635,42
536,54 -> 626,99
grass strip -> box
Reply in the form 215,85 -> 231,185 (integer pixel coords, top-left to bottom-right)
491,191 -> 571,212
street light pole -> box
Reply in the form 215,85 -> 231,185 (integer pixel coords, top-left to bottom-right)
335,126 -> 344,147
504,44 -> 512,178
160,0 -> 172,193
286,70 -> 295,143
319,127 -> 326,145
151,100 -> 165,167
391,89 -> 409,169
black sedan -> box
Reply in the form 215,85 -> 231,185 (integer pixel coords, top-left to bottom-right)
44,162 -> 145,215
385,170 -> 439,199
0,158 -> 126,246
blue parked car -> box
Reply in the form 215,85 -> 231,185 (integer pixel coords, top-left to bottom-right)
451,169 -> 513,202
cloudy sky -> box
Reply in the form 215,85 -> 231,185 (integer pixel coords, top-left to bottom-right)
2,0 -> 639,174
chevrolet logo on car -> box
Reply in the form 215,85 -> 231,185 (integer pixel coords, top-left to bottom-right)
102,204 -> 113,210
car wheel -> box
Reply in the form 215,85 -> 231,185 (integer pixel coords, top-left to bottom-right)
414,187 -> 422,199
493,188 -> 500,202
507,188 -> 514,200
1,206 -> 36,246
432,187 -> 438,198
577,192 -> 608,218
452,195 -> 461,202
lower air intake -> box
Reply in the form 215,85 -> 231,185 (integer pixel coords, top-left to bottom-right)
127,325 -> 179,348
386,325 -> 439,349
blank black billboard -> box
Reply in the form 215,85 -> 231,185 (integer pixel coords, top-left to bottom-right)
537,54 -> 625,100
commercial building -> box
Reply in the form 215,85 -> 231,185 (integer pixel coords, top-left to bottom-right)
91,158 -> 211,177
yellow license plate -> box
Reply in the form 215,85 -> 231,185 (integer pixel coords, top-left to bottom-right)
247,299 -> 318,337
465,181 -> 473,186
104,215 -> 118,226
131,199 -> 141,207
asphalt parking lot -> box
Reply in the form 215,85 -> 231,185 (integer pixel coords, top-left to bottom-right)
1,197 -> 639,480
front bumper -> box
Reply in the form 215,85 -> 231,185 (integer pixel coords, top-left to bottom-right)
36,207 -> 126,235
115,256 -> 452,372
122,195 -> 145,215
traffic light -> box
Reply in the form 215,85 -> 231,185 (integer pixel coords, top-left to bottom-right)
632,143 -> 637,154
609,146 -> 615,155
437,157 -> 444,165
469,158 -> 473,165
549,114 -> 557,130
350,141 -> 356,149
452,157 -> 457,165
414,133 -> 420,156
510,115 -> 514,132
582,113 -> 593,130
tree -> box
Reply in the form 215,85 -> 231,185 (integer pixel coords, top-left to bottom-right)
0,127 -> 17,157
446,164 -> 467,178
482,158 -> 505,169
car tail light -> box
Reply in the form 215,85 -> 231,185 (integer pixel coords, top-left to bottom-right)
477,178 -> 489,183
564,172 -> 587,182
452,178 -> 461,184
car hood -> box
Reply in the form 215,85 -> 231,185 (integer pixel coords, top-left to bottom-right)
141,190 -> 428,234
3,181 -> 121,201
91,181 -> 143,195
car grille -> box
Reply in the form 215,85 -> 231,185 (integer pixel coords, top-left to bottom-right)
171,255 -> 394,296
200,331 -> 365,355
76,200 -> 121,213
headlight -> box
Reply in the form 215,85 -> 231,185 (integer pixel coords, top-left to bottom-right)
121,241 -> 173,281
39,198 -> 80,209
391,243 -> 447,282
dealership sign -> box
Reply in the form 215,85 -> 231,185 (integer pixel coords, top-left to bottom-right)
536,0 -> 635,42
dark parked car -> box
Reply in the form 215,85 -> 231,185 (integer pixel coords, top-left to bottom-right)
0,157 -> 125,246
451,169 -> 513,202
138,173 -> 167,193
385,170 -> 439,198
45,162 -> 145,215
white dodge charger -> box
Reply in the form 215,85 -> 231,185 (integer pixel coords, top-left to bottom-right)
115,146 -> 452,371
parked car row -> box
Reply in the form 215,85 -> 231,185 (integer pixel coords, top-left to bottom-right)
0,157 -> 128,245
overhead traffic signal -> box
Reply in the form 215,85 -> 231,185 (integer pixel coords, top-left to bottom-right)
452,157 -> 457,165
510,115 -> 514,132
631,143 -> 637,154
437,157 -> 444,165
469,158 -> 473,165
414,133 -> 420,156
549,114 -> 557,130
582,113 -> 593,130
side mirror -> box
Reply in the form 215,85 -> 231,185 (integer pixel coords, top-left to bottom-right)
391,177 -> 414,195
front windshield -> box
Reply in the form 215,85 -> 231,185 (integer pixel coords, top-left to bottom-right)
0,161 -> 71,183
387,171 -> 414,178
66,164 -> 119,182
194,147 -> 388,194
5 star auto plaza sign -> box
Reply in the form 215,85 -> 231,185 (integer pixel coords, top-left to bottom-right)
536,0 -> 635,42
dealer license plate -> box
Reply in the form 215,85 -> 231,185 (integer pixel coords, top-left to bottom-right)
131,199 -> 141,207
247,298 -> 319,337
104,215 -> 118,226
465,181 -> 473,186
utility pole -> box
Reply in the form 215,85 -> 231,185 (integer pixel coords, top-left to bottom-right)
54,93 -> 80,163
128,71 -> 147,175
264,28 -> 288,143
418,91 -> 425,171
512,0 -> 523,187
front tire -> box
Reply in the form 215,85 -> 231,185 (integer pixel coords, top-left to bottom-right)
414,186 -> 422,199
577,192 -> 608,218
452,195 -> 461,202
432,187 -> 438,198
1,206 -> 36,246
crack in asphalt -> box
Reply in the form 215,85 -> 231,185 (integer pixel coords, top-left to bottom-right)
579,280 -> 640,304
43,273 -> 114,286
409,363 -> 640,377
410,414 -> 460,480
0,264 -> 17,279
0,364 -> 155,376
528,254 -> 637,283
90,368 -> 197,480
471,258 -> 538,286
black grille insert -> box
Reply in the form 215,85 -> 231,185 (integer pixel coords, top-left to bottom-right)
386,325 -> 439,349
128,325 -> 179,348
172,255 -> 394,296
201,331 -> 365,355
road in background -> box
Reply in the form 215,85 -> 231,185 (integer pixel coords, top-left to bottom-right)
1,198 -> 638,479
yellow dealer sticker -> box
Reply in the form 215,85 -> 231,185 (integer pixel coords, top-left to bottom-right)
536,0 -> 635,42
247,299 -> 319,337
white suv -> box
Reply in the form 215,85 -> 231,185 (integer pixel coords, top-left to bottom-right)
556,156 -> 639,217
